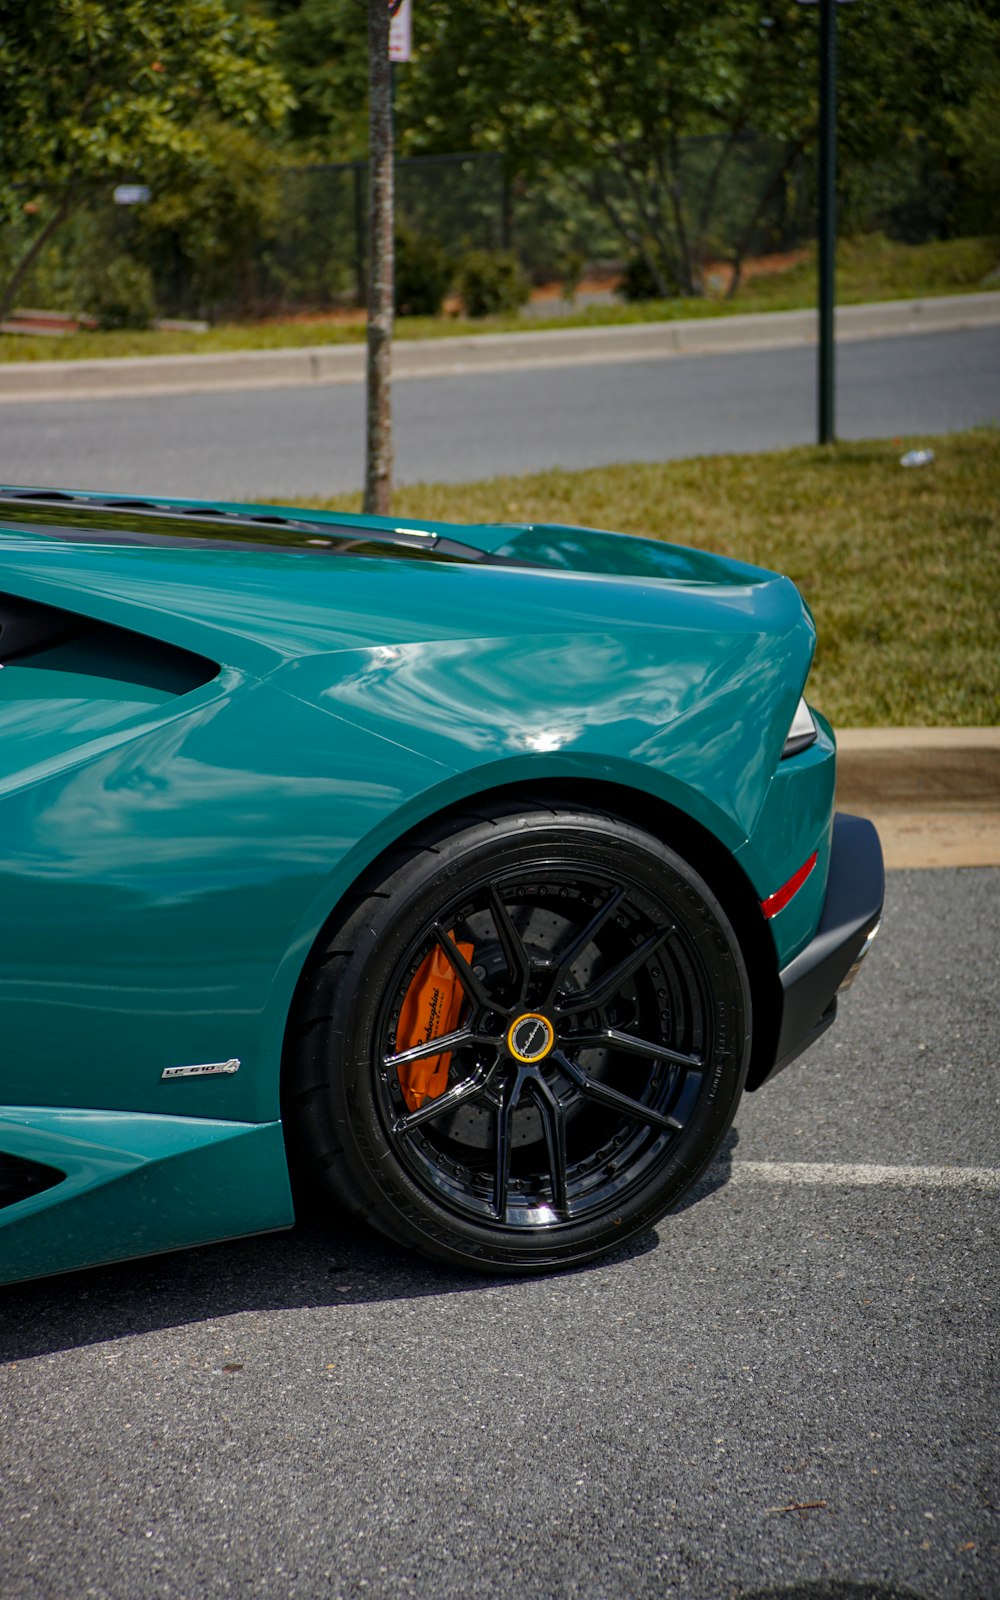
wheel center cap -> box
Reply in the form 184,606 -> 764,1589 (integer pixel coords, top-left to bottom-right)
506,1012 -> 555,1065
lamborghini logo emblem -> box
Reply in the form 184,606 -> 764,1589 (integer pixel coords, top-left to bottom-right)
506,1014 -> 555,1064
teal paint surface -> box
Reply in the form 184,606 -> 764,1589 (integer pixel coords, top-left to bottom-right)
0,1111 -> 292,1285
736,723 -> 837,969
0,491 -> 837,1282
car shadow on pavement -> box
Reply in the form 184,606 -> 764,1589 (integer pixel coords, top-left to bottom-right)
0,1130 -> 739,1363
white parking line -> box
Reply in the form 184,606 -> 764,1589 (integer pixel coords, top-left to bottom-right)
729,1161 -> 1000,1190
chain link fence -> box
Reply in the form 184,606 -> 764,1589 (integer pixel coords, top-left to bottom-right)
2,136 -> 960,326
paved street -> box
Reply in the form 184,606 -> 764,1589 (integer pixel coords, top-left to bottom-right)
3,325 -> 999,501
2,866 -> 997,1600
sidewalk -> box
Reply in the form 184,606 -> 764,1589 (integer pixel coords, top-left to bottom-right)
3,291 -> 999,404
836,728 -> 1000,869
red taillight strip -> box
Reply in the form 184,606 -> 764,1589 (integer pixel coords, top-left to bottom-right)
760,852 -> 818,919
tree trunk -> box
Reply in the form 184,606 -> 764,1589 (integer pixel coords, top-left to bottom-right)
586,168 -> 673,299
664,132 -> 696,296
363,0 -> 394,516
0,190 -> 78,325
724,142 -> 805,301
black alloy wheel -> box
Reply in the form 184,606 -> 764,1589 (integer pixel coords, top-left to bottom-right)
285,801 -> 751,1273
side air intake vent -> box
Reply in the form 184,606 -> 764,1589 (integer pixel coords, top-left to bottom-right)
0,592 -> 217,696
0,594 -> 89,660
0,1152 -> 65,1210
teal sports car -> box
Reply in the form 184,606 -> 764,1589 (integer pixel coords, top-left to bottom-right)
0,487 -> 883,1283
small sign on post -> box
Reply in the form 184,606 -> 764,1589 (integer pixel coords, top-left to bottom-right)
113,184 -> 151,206
388,0 -> 412,62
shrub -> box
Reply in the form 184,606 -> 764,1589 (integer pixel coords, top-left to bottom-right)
135,121 -> 282,319
82,256 -> 157,329
395,227 -> 452,316
618,251 -> 671,303
560,249 -> 586,301
456,248 -> 530,317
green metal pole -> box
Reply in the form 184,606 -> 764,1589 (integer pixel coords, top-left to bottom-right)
817,0 -> 837,444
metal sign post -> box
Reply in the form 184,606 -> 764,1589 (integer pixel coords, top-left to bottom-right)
364,0 -> 410,515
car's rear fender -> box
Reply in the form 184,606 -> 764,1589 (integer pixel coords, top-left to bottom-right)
312,770 -> 786,1100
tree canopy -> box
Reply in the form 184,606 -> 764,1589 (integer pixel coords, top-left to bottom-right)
394,0 -> 998,295
0,0 -> 292,315
1,0 -> 996,320
260,0 -> 369,159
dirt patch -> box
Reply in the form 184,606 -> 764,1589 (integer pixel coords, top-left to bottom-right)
251,306 -> 366,328
703,248 -> 810,295
529,269 -> 622,304
529,250 -> 811,304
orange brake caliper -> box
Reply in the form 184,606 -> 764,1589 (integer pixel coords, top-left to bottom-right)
395,935 -> 475,1112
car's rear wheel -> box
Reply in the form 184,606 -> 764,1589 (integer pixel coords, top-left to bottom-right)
285,800 -> 750,1273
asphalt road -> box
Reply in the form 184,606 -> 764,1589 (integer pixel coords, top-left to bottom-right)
3,326 -> 999,501
1,865 -> 997,1600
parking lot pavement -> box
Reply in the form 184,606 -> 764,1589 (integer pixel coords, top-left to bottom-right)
1,867 -> 997,1600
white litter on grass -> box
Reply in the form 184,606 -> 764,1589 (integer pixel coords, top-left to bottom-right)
729,1160 -> 1000,1191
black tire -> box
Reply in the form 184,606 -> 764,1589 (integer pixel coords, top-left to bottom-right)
284,800 -> 751,1273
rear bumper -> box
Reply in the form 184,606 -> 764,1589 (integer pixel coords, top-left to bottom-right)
761,812 -> 885,1084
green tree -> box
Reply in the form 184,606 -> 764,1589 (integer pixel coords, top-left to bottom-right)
949,61 -> 1000,233
833,0 -> 1000,240
132,122 -> 284,317
396,0 -> 999,297
260,0 -> 369,160
0,0 -> 293,318
397,0 -> 816,297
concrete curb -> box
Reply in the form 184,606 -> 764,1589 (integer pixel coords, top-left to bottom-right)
2,291 -> 998,404
835,728 -> 1000,869
836,727 -> 1000,802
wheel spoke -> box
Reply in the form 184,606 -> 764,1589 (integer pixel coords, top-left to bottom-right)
553,1050 -> 682,1133
526,1075 -> 569,1215
492,1069 -> 526,1221
430,924 -> 493,1009
539,886 -> 625,1007
555,923 -> 674,1014
487,885 -> 531,1004
384,1025 -> 492,1070
563,1026 -> 702,1071
393,1065 -> 492,1132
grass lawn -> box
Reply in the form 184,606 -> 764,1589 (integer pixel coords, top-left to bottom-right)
1,233 -> 996,364
293,427 -> 1000,729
